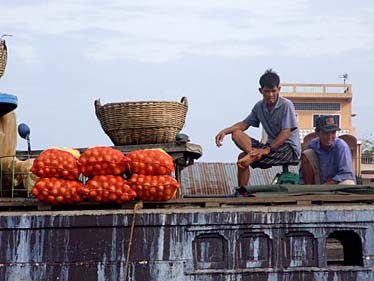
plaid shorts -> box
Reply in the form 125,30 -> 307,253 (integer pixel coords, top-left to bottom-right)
250,138 -> 297,169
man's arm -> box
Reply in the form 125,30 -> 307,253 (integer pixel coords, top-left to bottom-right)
248,128 -> 291,158
330,142 -> 355,183
215,121 -> 250,147
269,128 -> 291,149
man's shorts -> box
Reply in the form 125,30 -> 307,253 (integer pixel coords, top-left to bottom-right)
250,138 -> 297,169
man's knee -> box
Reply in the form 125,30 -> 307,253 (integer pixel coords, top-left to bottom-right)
238,151 -> 246,161
301,153 -> 309,166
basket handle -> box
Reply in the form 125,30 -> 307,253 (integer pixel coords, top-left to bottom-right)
94,99 -> 102,116
180,96 -> 188,107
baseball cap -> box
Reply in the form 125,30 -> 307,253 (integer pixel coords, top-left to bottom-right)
316,115 -> 340,132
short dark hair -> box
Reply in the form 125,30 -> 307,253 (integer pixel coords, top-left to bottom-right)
259,69 -> 280,88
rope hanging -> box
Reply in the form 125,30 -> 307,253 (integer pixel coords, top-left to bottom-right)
124,200 -> 143,281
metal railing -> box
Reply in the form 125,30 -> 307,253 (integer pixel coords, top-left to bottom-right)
281,83 -> 352,96
0,155 -> 34,197
362,154 -> 374,164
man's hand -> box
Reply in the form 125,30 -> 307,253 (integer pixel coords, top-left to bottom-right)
215,121 -> 250,148
237,148 -> 268,169
249,147 -> 270,158
215,130 -> 226,147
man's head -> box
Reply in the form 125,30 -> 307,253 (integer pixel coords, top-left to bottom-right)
258,69 -> 281,107
315,115 -> 340,148
259,69 -> 280,89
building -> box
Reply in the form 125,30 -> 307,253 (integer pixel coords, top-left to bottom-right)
280,83 -> 361,177
280,83 -> 355,140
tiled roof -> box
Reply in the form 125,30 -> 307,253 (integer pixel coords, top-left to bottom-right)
180,162 -> 299,196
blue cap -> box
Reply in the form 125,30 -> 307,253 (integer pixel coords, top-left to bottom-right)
316,115 -> 340,132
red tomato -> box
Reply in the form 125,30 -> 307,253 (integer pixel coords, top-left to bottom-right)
31,188 -> 39,197
33,178 -> 83,204
41,189 -> 49,196
89,190 -> 98,197
31,149 -> 80,180
73,193 -> 82,203
84,175 -> 135,203
128,174 -> 179,201
109,193 -> 117,201
47,195 -> 56,204
79,147 -> 129,177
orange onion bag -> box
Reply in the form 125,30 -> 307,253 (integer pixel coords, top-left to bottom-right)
79,146 -> 130,177
31,177 -> 84,204
128,174 -> 180,201
30,147 -> 80,180
82,175 -> 137,203
127,149 -> 175,175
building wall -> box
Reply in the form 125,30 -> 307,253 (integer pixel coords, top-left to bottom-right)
280,83 -> 360,177
280,83 -> 355,137
1,205 -> 374,280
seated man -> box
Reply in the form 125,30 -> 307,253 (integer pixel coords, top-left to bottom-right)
215,69 -> 301,187
301,115 -> 356,185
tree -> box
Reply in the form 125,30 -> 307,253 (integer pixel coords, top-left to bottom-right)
361,134 -> 374,154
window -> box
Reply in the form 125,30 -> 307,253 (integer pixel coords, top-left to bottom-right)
313,114 -> 340,128
326,231 -> 363,266
294,103 -> 340,111
237,233 -> 271,268
193,234 -> 228,269
284,232 -> 317,267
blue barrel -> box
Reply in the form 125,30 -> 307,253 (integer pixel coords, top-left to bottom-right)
0,93 -> 17,117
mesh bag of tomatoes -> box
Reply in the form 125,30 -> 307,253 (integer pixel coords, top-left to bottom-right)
127,149 -> 175,175
129,174 -> 180,201
32,177 -> 84,204
30,147 -> 80,180
82,175 -> 137,203
79,146 -> 130,177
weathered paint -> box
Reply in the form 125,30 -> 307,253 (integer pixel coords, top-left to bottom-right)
0,204 -> 374,280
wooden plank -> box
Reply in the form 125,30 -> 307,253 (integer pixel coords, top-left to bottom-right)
297,200 -> 312,206
37,202 -> 52,211
1,193 -> 374,211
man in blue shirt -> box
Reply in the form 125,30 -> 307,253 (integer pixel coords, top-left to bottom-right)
301,115 -> 356,185
215,69 -> 301,187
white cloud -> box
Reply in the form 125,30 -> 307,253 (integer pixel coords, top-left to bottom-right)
0,0 -> 373,63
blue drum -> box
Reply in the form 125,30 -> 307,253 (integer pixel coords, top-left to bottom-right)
0,93 -> 17,117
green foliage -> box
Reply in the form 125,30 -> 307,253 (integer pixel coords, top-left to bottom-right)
361,134 -> 374,154
356,176 -> 363,185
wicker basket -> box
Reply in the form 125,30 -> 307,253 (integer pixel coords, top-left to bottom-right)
0,38 -> 7,79
95,97 -> 188,145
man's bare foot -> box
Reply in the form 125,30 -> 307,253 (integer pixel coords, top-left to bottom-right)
237,154 -> 252,168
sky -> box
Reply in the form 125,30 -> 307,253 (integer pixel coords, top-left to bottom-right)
1,0 -> 374,162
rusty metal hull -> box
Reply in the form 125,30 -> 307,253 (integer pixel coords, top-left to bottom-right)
1,205 -> 374,280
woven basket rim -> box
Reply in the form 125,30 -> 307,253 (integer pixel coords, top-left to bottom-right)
99,100 -> 187,108
0,40 -> 7,79
94,96 -> 188,145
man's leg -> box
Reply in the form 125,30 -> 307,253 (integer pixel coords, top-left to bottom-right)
231,130 -> 258,186
231,130 -> 253,154
301,149 -> 320,184
237,152 -> 250,186
301,154 -> 314,184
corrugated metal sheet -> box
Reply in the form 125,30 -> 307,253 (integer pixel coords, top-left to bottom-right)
181,162 -> 299,196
